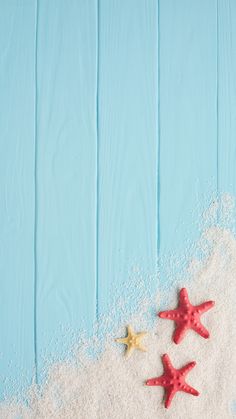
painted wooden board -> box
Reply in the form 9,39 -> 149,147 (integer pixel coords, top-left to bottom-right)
218,0 -> 236,198
36,0 -> 97,376
159,0 -> 217,267
1,0 -> 236,403
0,1 -> 36,397
98,0 -> 158,314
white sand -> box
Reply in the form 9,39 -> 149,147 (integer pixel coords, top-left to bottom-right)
1,202 -> 236,418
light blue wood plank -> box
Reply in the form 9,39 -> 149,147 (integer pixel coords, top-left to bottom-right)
98,0 -> 158,313
159,0 -> 217,265
36,0 -> 97,370
0,1 -> 36,397
218,0 -> 236,198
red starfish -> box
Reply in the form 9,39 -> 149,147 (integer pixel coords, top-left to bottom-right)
159,288 -> 215,344
146,354 -> 199,408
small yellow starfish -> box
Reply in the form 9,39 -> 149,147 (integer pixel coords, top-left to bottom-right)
115,325 -> 147,357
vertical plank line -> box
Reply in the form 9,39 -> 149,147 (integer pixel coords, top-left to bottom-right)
216,0 -> 219,208
34,0 -> 39,384
157,0 -> 161,256
95,0 -> 100,322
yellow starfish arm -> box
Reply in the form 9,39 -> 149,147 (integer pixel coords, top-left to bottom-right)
115,337 -> 128,345
127,325 -> 134,336
137,344 -> 147,352
137,332 -> 147,339
125,345 -> 134,358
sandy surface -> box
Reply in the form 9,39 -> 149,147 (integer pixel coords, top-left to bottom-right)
0,199 -> 236,418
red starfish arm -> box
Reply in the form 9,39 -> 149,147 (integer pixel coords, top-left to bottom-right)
195,300 -> 215,314
181,384 -> 199,397
162,354 -> 174,375
192,321 -> 210,339
179,288 -> 190,307
164,387 -> 176,409
179,361 -> 196,376
159,309 -> 179,320
146,375 -> 166,387
173,324 -> 188,344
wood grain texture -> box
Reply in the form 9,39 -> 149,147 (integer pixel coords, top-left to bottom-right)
159,0 -> 217,262
36,0 -> 97,373
1,0 -> 236,400
97,0 -> 158,313
0,1 -> 36,396
218,0 -> 236,196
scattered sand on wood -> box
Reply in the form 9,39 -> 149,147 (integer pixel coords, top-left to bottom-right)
1,198 -> 236,418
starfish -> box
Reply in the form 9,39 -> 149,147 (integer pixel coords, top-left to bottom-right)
115,325 -> 147,357
146,354 -> 199,408
159,288 -> 215,344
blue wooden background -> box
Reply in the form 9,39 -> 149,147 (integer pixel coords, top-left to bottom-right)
0,0 -> 236,399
